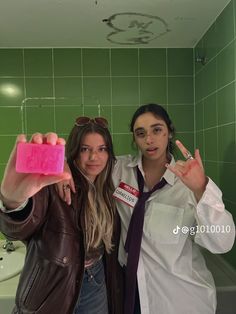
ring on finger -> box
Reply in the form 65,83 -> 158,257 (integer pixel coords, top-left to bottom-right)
63,184 -> 70,191
185,151 -> 194,160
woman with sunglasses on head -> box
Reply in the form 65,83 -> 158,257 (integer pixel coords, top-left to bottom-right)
0,118 -> 123,314
58,104 -> 235,314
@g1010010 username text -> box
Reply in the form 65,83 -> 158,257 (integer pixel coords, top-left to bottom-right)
173,224 -> 231,235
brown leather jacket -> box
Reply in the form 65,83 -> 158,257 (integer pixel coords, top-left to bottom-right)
0,185 -> 124,314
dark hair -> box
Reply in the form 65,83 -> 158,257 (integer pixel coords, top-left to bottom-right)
130,103 -> 176,154
66,121 -> 116,253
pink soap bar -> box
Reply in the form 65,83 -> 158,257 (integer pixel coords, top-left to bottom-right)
16,142 -> 65,174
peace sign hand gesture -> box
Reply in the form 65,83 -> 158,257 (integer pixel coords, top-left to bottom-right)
166,140 -> 208,202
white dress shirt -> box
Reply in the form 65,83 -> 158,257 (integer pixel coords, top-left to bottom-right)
113,155 -> 235,314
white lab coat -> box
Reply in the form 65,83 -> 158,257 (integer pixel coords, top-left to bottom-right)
113,155 -> 235,314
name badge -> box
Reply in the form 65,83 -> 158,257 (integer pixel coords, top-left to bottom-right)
113,182 -> 140,208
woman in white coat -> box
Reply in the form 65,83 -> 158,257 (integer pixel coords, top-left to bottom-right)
60,104 -> 235,314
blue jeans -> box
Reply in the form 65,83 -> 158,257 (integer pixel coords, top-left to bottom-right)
74,258 -> 108,314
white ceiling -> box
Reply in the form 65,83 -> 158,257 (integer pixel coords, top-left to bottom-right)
0,0 -> 231,48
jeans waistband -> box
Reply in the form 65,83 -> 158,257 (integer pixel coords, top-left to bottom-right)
85,255 -> 103,270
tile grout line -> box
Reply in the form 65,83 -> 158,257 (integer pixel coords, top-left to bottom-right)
51,48 -> 56,133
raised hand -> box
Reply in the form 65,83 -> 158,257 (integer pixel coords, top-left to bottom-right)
0,133 -> 71,209
166,140 -> 208,202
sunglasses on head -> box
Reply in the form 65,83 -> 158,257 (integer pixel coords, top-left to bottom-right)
75,116 -> 108,128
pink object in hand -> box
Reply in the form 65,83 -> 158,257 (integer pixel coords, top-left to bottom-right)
16,142 -> 65,174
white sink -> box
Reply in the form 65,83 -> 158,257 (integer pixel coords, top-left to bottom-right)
0,246 -> 25,282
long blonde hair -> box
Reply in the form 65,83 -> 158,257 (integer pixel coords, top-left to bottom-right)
66,121 -> 116,253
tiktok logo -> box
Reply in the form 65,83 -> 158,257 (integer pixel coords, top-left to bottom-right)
173,225 -> 180,234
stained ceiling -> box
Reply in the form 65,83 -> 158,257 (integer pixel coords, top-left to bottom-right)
0,0 -> 231,48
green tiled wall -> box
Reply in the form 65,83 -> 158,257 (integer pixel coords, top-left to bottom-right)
0,47 -> 194,179
195,0 -> 236,267
0,1 -> 235,269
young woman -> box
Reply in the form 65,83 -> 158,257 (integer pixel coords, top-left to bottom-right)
58,105 -> 235,314
0,118 -> 123,314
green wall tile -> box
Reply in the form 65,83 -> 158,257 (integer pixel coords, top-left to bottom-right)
140,77 -> 166,104
25,98 -> 54,107
168,49 -> 193,75
83,106 -> 111,125
205,161 -> 219,184
0,49 -> 23,76
0,107 -> 23,134
217,40 -> 235,89
234,0 -> 236,36
1,42 -> 236,268
194,0 -> 236,270
113,133 -> 137,156
53,48 -> 82,76
112,77 -> 139,105
218,124 -> 236,162
54,77 -> 82,98
24,49 -> 53,76
204,93 -> 217,129
0,165 -> 6,182
168,105 -> 194,132
0,78 -> 25,107
82,49 -> 109,76
194,38 -> 204,74
202,59 -> 217,97
26,106 -> 55,134
195,101 -> 204,131
112,105 -> 139,133
139,49 -> 166,76
83,77 -> 111,106
204,128 -> 218,161
55,98 -> 82,107
25,78 -> 53,97
217,82 -> 235,125
215,1 -> 234,53
168,77 -> 193,104
55,106 -> 83,134
195,131 -> 204,158
111,49 -> 138,76
219,162 -> 236,202
55,105 -> 112,135
0,136 -> 16,163
195,70 -> 204,103
202,23 -> 217,62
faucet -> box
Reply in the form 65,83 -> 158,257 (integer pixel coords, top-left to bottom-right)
3,239 -> 15,252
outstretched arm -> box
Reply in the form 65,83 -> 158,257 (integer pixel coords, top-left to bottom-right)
0,133 -> 71,210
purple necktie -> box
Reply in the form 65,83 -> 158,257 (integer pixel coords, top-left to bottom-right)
124,167 -> 167,314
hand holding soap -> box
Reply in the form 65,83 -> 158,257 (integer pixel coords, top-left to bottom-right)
16,142 -> 65,174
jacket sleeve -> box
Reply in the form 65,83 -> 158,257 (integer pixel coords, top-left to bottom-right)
191,178 -> 235,253
0,187 -> 50,241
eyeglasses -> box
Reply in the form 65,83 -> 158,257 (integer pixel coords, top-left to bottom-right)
75,116 -> 108,128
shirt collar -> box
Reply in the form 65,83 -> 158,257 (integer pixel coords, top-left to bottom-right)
127,153 -> 176,186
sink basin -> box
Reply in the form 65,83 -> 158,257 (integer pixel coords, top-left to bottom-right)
0,246 -> 25,282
